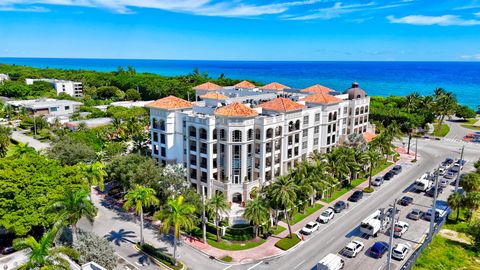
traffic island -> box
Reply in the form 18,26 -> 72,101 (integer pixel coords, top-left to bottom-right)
274,234 -> 301,251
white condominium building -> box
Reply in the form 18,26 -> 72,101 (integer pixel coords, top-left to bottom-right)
25,78 -> 83,97
147,81 -> 370,206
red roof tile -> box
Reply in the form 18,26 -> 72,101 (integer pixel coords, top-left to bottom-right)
362,131 -> 377,142
193,82 -> 223,91
301,93 -> 342,104
200,92 -> 228,100
146,96 -> 192,110
234,80 -> 256,88
214,102 -> 258,117
300,84 -> 335,94
261,82 -> 290,91
258,98 -> 305,112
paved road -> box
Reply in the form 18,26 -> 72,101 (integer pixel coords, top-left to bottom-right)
444,118 -> 473,140
10,130 -> 50,151
231,139 -> 480,270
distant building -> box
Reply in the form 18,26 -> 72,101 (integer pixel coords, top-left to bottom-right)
110,100 -> 154,108
7,98 -> 82,116
25,78 -> 83,97
66,117 -> 112,131
147,81 -> 370,209
81,262 -> 107,270
0,73 -> 9,82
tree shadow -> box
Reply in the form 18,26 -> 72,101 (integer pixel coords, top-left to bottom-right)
104,228 -> 136,246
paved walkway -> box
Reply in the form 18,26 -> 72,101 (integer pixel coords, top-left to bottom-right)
11,130 -> 50,151
184,147 -> 418,263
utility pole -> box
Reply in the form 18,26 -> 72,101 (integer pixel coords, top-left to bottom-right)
386,198 -> 397,270
454,145 -> 465,193
414,136 -> 418,161
429,166 -> 440,239
202,186 -> 207,243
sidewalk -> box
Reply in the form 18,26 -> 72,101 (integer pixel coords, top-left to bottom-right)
184,148 -> 419,263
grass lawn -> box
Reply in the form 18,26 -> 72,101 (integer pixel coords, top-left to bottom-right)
271,225 -> 286,235
275,234 -> 301,251
286,203 -> 323,225
206,233 -> 265,251
220,255 -> 233,262
432,123 -> 450,137
413,236 -> 479,270
322,161 -> 393,203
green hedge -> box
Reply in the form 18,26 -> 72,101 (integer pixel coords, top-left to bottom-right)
139,243 -> 182,270
275,234 -> 301,251
205,223 -> 254,241
220,255 -> 233,262
363,187 -> 374,193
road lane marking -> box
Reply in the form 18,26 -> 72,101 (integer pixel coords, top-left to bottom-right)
293,260 -> 305,269
114,252 -> 141,270
247,261 -> 263,270
222,265 -> 233,270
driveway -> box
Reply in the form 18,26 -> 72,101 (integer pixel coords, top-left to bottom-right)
10,130 -> 50,151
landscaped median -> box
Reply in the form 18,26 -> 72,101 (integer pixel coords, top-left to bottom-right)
274,234 -> 301,251
134,243 -> 186,270
285,203 -> 323,225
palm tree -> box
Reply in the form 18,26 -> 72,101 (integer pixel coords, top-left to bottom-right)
13,224 -> 78,270
154,195 -> 195,266
49,189 -> 97,241
269,175 -> 298,238
464,192 -> 480,221
206,194 -> 230,242
243,197 -> 269,239
82,161 -> 107,198
324,148 -> 351,184
448,192 -> 464,222
351,148 -> 368,181
123,185 -> 159,246
366,149 -> 381,189
433,88 -> 457,132
461,173 -> 480,193
12,143 -> 37,158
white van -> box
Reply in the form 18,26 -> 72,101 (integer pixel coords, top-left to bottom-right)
317,253 -> 344,270
413,173 -> 430,192
360,210 -> 382,237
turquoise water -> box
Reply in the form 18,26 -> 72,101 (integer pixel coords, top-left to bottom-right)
0,58 -> 479,109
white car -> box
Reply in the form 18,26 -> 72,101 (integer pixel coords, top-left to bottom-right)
392,243 -> 410,260
437,167 -> 446,176
439,178 -> 449,188
318,209 -> 335,223
394,221 -> 409,237
343,240 -> 365,258
301,221 -> 319,235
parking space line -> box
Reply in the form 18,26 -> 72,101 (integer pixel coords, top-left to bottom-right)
222,265 -> 233,270
293,260 -> 305,269
247,261 -> 263,270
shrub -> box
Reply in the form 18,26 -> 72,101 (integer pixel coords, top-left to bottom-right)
74,232 -> 117,270
139,243 -> 181,270
363,187 -> 375,193
275,234 -> 301,251
220,255 -> 233,262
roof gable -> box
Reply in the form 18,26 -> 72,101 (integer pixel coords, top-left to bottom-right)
200,92 -> 228,100
300,84 -> 335,94
146,96 -> 192,110
260,82 -> 290,91
193,82 -> 223,91
301,93 -> 342,104
214,102 -> 258,117
234,80 -> 256,88
258,97 -> 305,112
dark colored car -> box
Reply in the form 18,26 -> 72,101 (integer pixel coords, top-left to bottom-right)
383,171 -> 395,180
426,186 -> 443,197
443,157 -> 454,166
1,246 -> 14,255
391,165 -> 402,175
348,191 -> 363,202
332,201 -> 347,213
370,241 -> 389,259
398,196 -> 414,206
450,165 -> 461,174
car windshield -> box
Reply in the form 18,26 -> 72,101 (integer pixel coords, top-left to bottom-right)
335,202 -> 344,207
305,224 -> 314,229
393,249 -> 402,255
321,212 -> 330,217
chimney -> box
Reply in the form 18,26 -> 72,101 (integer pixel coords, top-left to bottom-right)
352,82 -> 359,88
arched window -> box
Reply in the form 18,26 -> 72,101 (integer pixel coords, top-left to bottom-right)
232,130 -> 242,142
355,108 -> 359,115
159,120 -> 165,131
213,129 -> 217,140
328,113 -> 332,122
255,128 -> 261,140
275,126 -> 282,136
199,128 -> 207,140
288,121 -> 294,132
266,128 -> 273,138
220,129 -> 226,140
333,112 -> 337,121
152,118 -> 158,129
295,120 -> 300,130
360,107 -> 364,114
189,126 -> 196,137
365,106 -> 369,113
247,129 -> 254,140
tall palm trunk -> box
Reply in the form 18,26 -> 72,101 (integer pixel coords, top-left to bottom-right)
254,225 -> 259,240
368,163 -> 373,189
285,210 -> 293,238
140,207 -> 144,245
437,116 -> 445,132
72,224 -> 77,243
173,235 -> 177,266
215,209 -> 220,242
274,209 -> 279,229
407,132 -> 412,154
456,207 -> 460,222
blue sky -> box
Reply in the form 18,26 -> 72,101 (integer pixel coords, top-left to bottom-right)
0,0 -> 479,61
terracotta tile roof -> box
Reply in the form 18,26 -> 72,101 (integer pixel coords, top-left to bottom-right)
258,98 -> 305,112
193,82 -> 223,91
234,80 -> 256,88
146,95 -> 192,110
260,82 -> 290,91
214,102 -> 258,117
200,92 -> 228,100
300,84 -> 335,94
301,93 -> 342,104
362,131 -> 377,142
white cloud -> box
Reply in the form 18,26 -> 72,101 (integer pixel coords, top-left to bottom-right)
460,54 -> 480,60
387,14 -> 480,26
287,2 -> 375,20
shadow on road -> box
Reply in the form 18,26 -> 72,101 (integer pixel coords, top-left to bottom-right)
104,228 -> 136,246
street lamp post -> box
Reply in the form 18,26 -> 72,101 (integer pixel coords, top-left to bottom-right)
429,166 -> 440,239
386,198 -> 397,270
454,145 -> 465,193
414,136 -> 418,161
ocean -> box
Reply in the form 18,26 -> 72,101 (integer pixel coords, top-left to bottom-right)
0,58 -> 479,109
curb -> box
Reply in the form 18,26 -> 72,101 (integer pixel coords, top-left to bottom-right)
132,244 -> 186,270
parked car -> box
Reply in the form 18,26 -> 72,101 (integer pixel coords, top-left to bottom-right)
386,207 -> 400,217
391,165 -> 402,174
383,171 -> 395,180
407,209 -> 423,220
332,201 -> 347,213
426,186 -> 443,197
348,191 -> 363,202
398,196 -> 413,206
444,171 -> 455,179
317,253 -> 344,270
394,221 -> 410,237
372,177 -> 384,187
301,221 -> 319,235
318,209 -> 335,224
392,243 -> 410,260
439,179 -> 449,188
450,165 -> 461,174
437,167 -> 446,176
443,157 -> 454,166
1,246 -> 14,255
343,240 -> 365,258
370,241 -> 389,259
455,159 -> 466,167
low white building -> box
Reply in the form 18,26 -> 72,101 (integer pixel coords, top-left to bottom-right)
25,78 -> 83,97
0,73 -> 9,82
7,98 -> 82,116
